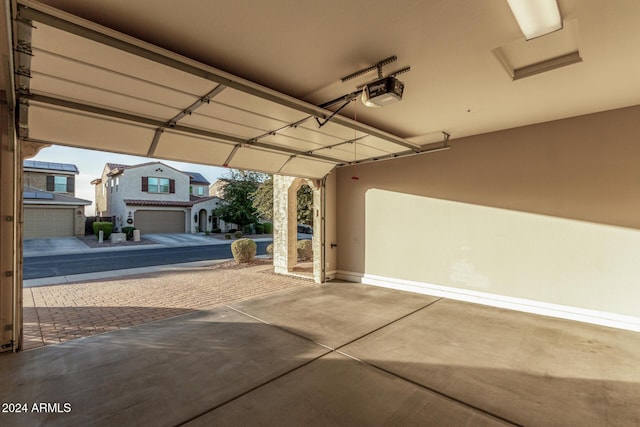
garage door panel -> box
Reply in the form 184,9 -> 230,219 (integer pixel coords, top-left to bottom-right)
32,23 -> 216,96
31,51 -> 201,109
28,103 -> 155,156
135,210 -> 185,234
24,207 -> 74,238
32,74 -> 183,120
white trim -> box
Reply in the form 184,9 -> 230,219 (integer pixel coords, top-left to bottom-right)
335,270 -> 365,283
335,270 -> 640,332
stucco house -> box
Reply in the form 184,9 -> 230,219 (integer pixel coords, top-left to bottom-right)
23,160 -> 91,238
91,161 -> 226,234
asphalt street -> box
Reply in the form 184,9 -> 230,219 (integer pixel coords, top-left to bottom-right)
23,241 -> 270,280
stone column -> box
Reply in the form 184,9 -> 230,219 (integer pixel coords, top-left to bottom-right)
273,175 -> 297,275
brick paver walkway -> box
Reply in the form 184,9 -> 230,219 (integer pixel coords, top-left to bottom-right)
22,262 -> 313,351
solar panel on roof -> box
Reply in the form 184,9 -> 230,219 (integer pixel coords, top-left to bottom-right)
23,160 -> 79,173
23,190 -> 54,200
35,192 -> 54,199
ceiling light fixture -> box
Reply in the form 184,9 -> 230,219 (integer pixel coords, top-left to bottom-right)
506,0 -> 562,40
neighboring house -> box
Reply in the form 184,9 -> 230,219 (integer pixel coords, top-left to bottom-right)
187,171 -> 210,197
208,179 -> 227,198
23,160 -> 91,238
91,162 -> 231,234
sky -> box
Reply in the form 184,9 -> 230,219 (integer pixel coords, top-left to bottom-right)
31,145 -> 230,216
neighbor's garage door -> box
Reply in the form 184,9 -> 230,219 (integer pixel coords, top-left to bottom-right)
24,207 -> 75,238
135,210 -> 185,234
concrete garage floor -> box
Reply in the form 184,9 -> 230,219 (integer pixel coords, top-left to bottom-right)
1,282 -> 639,426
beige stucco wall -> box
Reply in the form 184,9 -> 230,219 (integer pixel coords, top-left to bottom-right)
23,171 -> 75,196
23,172 -> 47,192
336,105 -> 640,319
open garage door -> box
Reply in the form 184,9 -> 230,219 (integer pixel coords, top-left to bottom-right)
135,210 -> 185,234
14,0 -> 421,180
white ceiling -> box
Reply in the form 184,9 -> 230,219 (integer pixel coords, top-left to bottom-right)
7,0 -> 640,177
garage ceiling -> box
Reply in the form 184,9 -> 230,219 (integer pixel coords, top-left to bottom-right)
8,0 -> 640,179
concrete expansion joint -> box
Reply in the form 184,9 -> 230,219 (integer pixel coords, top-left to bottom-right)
224,295 -> 521,427
223,304 -> 335,352
332,297 -> 444,353
175,349 -> 331,426
350,354 -> 523,427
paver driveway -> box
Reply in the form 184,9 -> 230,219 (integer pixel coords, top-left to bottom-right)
22,261 -> 313,351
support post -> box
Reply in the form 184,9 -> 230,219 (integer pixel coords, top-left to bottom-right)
0,102 -> 23,352
273,175 -> 297,275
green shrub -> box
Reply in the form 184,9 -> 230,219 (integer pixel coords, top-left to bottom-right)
231,238 -> 257,263
229,228 -> 238,233
266,243 -> 273,255
121,226 -> 136,241
262,222 -> 273,234
225,234 -> 231,240
242,224 -> 254,235
297,239 -> 313,261
93,222 -> 114,240
212,228 -> 222,233
255,223 -> 264,234
234,230 -> 243,238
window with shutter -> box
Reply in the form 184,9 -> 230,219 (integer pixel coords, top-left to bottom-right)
169,179 -> 175,194
53,176 -> 67,192
147,177 -> 170,193
66,176 -> 75,193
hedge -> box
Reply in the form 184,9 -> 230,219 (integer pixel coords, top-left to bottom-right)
93,222 -> 114,240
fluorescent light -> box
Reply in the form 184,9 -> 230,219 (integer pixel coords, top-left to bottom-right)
507,0 -> 562,40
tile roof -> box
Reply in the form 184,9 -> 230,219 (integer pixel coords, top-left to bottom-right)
190,195 -> 220,203
106,162 -> 129,170
124,199 -> 194,207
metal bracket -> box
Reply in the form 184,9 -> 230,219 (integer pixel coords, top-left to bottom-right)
16,40 -> 33,56
15,66 -> 31,78
341,56 -> 398,82
315,97 -> 355,128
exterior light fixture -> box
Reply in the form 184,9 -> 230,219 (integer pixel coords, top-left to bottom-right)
506,0 -> 562,40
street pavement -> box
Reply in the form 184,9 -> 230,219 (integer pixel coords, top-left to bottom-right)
23,233 -> 275,257
22,233 -> 312,286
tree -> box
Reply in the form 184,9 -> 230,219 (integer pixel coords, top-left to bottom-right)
214,170 -> 268,229
252,176 -> 274,220
297,184 -> 313,226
